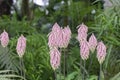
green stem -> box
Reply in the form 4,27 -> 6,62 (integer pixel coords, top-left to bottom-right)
66,50 -> 68,76
59,48 -> 62,80
20,58 -> 26,80
83,60 -> 86,80
78,60 -> 89,79
20,58 -> 22,77
88,53 -> 93,74
63,48 -> 66,79
21,58 -> 26,80
54,70 -> 57,80
99,64 -> 102,80
58,68 -> 61,80
80,58 -> 83,80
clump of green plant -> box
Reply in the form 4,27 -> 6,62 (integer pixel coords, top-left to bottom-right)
90,0 -> 120,79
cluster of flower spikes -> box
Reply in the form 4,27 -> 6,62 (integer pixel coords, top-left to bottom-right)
60,26 -> 71,48
0,30 -> 26,58
48,23 -> 71,48
77,23 -> 106,64
48,23 -> 71,70
77,23 -> 90,60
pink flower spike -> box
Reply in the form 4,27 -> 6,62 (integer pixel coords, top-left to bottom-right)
80,40 -> 90,60
48,23 -> 62,48
0,30 -> 9,47
48,31 -> 56,48
60,26 -> 71,48
16,35 -> 26,58
77,23 -> 88,42
97,41 -> 106,64
52,22 -> 61,32
77,23 -> 88,33
88,33 -> 97,53
50,47 -> 61,70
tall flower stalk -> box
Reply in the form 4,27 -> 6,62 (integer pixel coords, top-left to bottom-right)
48,23 -> 71,79
0,30 -> 9,73
97,41 -> 106,80
48,23 -> 62,80
77,23 -> 89,80
61,26 -> 71,78
16,34 -> 26,79
88,33 -> 97,73
50,48 -> 61,80
80,40 -> 89,80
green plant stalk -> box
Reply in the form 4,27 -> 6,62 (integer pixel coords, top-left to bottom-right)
80,58 -> 83,80
63,48 -> 66,79
59,49 -> 62,80
20,58 -> 26,80
78,59 -> 89,79
99,64 -> 102,80
22,58 -> 26,80
19,58 -> 22,78
83,60 -> 86,80
54,70 -> 57,80
66,49 -> 68,76
58,67 -> 61,80
88,52 -> 94,74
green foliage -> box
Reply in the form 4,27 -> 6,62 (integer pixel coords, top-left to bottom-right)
87,75 -> 98,80
41,0 -> 99,33
56,71 -> 78,80
0,15 -> 36,37
0,70 -> 25,80
2,33 -> 53,80
24,33 -> 53,80
90,0 -> 120,79
110,72 -> 120,80
65,71 -> 78,80
68,0 -> 96,32
0,45 -> 20,73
